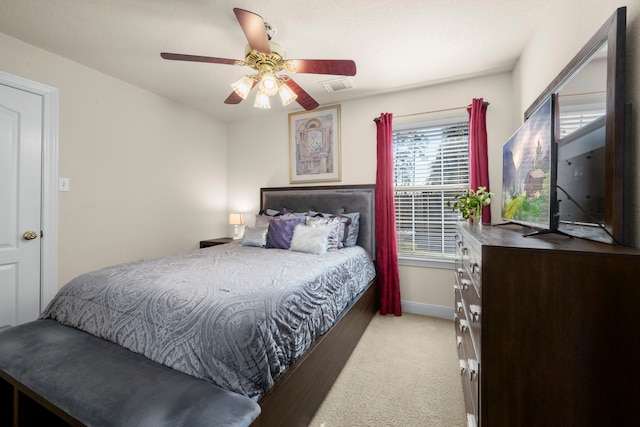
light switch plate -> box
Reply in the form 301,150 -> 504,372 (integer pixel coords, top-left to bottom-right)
59,177 -> 70,192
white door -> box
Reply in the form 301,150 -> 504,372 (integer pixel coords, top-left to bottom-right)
0,84 -> 43,326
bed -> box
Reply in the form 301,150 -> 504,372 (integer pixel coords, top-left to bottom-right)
0,184 -> 378,427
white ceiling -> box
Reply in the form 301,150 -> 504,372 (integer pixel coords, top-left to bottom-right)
0,0 -> 552,122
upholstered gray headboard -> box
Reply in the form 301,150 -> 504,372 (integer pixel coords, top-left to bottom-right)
260,185 -> 376,259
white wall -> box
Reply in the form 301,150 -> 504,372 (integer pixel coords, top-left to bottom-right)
227,72 -> 516,316
0,32 -> 229,286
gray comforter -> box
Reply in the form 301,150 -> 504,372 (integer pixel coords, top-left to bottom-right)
41,243 -> 376,399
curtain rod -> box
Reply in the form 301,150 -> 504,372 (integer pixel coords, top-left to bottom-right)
372,101 -> 489,122
561,90 -> 606,98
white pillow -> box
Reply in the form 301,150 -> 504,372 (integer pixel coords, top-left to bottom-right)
305,216 -> 341,251
289,224 -> 330,255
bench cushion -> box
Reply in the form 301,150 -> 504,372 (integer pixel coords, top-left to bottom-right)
0,320 -> 260,427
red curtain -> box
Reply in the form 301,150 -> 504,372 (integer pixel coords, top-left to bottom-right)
375,113 -> 402,316
467,99 -> 491,223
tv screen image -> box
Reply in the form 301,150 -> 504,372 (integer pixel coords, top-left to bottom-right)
501,96 -> 555,230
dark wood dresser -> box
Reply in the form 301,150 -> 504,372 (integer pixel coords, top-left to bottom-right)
454,223 -> 640,427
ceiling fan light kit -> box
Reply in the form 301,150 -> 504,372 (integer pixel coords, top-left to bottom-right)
160,8 -> 356,111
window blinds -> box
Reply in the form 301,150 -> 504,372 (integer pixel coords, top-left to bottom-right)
393,121 -> 469,261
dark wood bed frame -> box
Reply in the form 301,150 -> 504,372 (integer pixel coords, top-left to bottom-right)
254,184 -> 379,426
254,277 -> 378,426
0,185 -> 379,427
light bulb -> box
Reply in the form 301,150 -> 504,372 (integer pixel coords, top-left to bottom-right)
259,73 -> 279,96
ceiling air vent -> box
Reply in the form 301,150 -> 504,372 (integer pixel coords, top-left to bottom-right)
320,77 -> 354,93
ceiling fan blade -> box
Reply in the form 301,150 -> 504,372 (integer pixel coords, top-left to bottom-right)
224,91 -> 245,105
161,52 -> 240,65
286,59 -> 356,76
233,8 -> 271,55
283,78 -> 320,111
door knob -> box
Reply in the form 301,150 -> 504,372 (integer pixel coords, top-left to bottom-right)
23,231 -> 38,240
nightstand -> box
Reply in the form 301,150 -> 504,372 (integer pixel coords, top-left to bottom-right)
199,237 -> 235,248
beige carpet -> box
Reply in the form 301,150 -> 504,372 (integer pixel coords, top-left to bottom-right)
309,313 -> 467,427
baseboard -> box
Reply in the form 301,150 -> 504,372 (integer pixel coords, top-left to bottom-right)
401,301 -> 454,320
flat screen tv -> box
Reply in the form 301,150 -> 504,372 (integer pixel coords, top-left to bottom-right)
501,95 -> 558,234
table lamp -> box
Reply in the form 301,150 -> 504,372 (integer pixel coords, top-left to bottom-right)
229,213 -> 244,239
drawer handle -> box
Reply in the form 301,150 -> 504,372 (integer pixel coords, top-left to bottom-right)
457,336 -> 462,348
460,279 -> 471,290
468,358 -> 479,380
459,319 -> 469,333
456,302 -> 463,313
456,268 -> 464,278
453,284 -> 460,294
470,262 -> 480,274
459,359 -> 467,375
469,304 -> 481,322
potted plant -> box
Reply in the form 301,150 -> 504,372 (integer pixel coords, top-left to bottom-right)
446,186 -> 494,223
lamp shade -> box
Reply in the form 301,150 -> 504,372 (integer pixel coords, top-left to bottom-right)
254,90 -> 271,109
279,83 -> 298,106
229,213 -> 244,225
231,76 -> 254,100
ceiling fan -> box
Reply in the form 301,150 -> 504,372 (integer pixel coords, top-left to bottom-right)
160,8 -> 357,111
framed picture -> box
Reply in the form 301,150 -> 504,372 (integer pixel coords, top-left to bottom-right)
289,105 -> 341,183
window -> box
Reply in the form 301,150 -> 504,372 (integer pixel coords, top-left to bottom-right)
557,108 -> 605,140
393,117 -> 469,267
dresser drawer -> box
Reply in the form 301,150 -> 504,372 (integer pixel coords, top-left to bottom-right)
455,278 -> 480,357
457,230 -> 482,292
464,287 -> 481,359
456,323 -> 476,417
464,243 -> 482,289
458,336 -> 478,418
461,308 -> 479,417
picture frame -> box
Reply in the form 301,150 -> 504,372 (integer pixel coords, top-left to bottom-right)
289,104 -> 341,183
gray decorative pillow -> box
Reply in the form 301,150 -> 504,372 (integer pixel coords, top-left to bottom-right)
255,212 -> 298,227
240,226 -> 268,247
334,216 -> 352,249
308,210 -> 332,218
255,214 -> 274,228
341,212 -> 360,247
307,211 -> 353,249
290,224 -> 330,255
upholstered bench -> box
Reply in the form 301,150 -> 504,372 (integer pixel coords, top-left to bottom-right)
0,319 -> 261,427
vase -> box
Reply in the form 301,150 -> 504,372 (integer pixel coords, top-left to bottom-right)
469,210 -> 482,225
